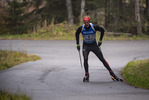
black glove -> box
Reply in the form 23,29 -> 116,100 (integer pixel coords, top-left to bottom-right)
98,41 -> 102,47
77,44 -> 80,51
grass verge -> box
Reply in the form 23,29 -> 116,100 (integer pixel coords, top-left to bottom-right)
0,90 -> 31,100
122,59 -> 149,89
1,32 -> 149,41
0,49 -> 41,71
0,22 -> 149,40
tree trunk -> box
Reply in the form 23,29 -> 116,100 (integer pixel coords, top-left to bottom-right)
146,0 -> 149,17
0,0 -> 1,14
118,0 -> 123,20
65,0 -> 74,25
80,0 -> 85,23
134,0 -> 142,35
105,0 -> 110,28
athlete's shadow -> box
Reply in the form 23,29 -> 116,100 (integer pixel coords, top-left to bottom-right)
82,80 -> 122,86
87,81 -> 114,84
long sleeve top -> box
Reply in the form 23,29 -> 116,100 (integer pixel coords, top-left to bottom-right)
75,24 -> 105,44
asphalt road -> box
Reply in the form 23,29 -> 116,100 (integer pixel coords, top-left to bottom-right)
0,40 -> 149,100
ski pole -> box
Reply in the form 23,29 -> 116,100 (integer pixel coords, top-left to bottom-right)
78,51 -> 83,68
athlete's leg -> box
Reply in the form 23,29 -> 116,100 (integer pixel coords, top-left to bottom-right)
93,47 -> 112,71
83,43 -> 90,74
92,44 -> 118,79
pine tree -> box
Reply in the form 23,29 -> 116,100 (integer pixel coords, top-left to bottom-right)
3,0 -> 28,34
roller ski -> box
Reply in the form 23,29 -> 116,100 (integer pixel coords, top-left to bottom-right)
111,76 -> 123,82
83,73 -> 89,82
110,71 -> 123,82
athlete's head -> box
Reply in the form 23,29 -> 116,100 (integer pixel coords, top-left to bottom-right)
83,16 -> 90,28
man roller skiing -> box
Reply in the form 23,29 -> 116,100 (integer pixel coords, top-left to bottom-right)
75,16 -> 123,82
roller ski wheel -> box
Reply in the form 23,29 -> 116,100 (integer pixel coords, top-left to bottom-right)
111,76 -> 123,82
110,71 -> 123,82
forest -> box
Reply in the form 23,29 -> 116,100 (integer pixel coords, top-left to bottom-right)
0,0 -> 149,36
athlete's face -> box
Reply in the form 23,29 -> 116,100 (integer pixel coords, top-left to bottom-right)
84,21 -> 90,28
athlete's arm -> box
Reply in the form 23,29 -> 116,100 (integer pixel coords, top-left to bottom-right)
75,26 -> 82,44
94,25 -> 105,41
